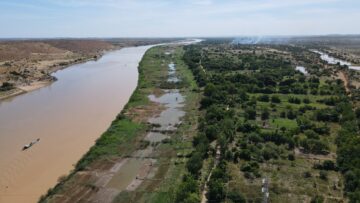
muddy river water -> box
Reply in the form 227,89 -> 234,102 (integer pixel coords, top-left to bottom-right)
0,45 -> 155,203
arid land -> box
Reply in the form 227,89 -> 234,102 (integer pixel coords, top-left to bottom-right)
0,38 -> 177,100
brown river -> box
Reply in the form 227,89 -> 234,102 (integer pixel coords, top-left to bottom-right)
0,45 -> 154,203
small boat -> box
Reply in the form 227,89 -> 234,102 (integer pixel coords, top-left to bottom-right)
22,138 -> 40,151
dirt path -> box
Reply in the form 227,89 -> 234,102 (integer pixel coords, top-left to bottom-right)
201,146 -> 220,203
338,71 -> 350,93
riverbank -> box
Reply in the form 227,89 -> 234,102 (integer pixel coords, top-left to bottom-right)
0,39 -> 179,101
0,49 -> 113,101
40,44 -> 200,202
0,45 -> 155,203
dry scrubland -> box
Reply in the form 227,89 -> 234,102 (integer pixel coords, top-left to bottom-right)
0,38 -> 176,100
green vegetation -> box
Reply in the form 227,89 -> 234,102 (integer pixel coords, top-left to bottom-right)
76,118 -> 145,170
176,41 -> 352,202
41,40 -> 360,202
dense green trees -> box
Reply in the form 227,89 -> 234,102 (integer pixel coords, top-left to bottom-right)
181,43 -> 359,202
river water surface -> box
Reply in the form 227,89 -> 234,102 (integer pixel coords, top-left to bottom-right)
0,45 -> 154,203
312,50 -> 360,70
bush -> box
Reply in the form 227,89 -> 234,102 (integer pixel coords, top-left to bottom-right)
304,130 -> 320,139
304,171 -> 312,178
261,108 -> 270,120
288,153 -> 295,161
300,138 -> 329,154
245,108 -> 256,120
258,94 -> 270,102
311,195 -> 324,203
303,98 -> 311,104
319,171 -> 328,180
262,143 -> 280,160
322,160 -> 336,171
187,152 -> 203,176
271,95 -> 281,103
288,97 -> 301,104
0,82 -> 14,91
207,179 -> 225,202
315,108 -> 339,122
227,191 -> 246,203
175,175 -> 199,203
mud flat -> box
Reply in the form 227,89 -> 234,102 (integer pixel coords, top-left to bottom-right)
0,45 -> 155,203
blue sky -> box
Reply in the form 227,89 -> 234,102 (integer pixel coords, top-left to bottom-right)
0,0 -> 359,38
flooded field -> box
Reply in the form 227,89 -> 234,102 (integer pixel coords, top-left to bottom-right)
0,45 -> 154,203
84,61 -> 187,202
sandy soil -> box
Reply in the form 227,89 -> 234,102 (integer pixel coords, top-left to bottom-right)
337,71 -> 350,93
0,40 -> 117,101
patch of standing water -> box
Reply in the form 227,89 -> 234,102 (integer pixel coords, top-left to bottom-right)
148,90 -> 185,132
168,63 -> 181,83
102,61 -> 187,198
296,66 -> 308,75
311,50 -> 360,70
145,61 -> 185,143
145,132 -> 170,143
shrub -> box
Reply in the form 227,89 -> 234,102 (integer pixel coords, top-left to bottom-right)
319,171 -> 328,180
271,95 -> 281,103
258,94 -> 270,102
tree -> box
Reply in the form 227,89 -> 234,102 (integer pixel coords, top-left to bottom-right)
322,160 -> 336,171
175,175 -> 199,202
227,191 -> 246,203
300,139 -> 329,154
245,108 -> 256,120
187,152 -> 203,176
261,108 -> 270,120
258,94 -> 269,102
207,179 -> 225,202
205,125 -> 219,141
183,193 -> 200,203
271,95 -> 281,103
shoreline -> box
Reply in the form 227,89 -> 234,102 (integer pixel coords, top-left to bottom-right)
39,46 -> 161,202
0,44 -> 154,203
0,49 -> 115,101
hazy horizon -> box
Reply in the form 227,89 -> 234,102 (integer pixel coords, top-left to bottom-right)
1,0 -> 360,38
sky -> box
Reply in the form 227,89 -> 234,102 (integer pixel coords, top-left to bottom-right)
0,0 -> 359,38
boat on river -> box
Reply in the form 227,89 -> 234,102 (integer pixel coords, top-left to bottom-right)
22,138 -> 40,151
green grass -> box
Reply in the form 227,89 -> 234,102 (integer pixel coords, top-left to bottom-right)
269,118 -> 298,130
75,118 -> 145,170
